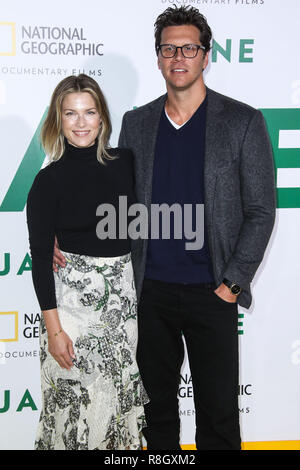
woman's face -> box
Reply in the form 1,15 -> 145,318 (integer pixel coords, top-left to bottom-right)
61,92 -> 101,148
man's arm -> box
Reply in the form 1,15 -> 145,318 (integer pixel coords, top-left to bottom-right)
118,112 -> 129,148
223,110 -> 276,288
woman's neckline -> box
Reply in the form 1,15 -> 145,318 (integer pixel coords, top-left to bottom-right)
64,138 -> 98,160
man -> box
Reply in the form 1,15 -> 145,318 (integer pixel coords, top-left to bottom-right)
117,6 -> 275,450
54,6 -> 275,450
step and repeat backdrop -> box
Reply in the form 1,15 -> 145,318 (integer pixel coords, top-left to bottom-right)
1,0 -> 300,450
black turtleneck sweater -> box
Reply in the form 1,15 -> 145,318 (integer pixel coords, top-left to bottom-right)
26,141 -> 135,311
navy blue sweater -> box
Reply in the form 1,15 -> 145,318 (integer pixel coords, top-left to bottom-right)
145,98 -> 214,284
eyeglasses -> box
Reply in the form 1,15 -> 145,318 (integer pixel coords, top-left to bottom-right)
157,43 -> 205,58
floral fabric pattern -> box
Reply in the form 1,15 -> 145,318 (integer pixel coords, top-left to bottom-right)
35,252 -> 148,450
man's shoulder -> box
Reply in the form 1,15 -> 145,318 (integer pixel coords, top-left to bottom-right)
123,94 -> 166,121
207,87 -> 258,117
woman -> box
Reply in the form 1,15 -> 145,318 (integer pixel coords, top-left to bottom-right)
27,74 -> 148,450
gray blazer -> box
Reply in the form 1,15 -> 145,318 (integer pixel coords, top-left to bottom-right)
118,87 -> 276,308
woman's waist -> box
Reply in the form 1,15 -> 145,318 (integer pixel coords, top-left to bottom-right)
59,248 -> 131,268
57,235 -> 131,258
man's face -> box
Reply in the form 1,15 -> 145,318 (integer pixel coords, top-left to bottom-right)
157,24 -> 208,92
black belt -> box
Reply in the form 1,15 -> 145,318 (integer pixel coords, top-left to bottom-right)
144,278 -> 216,289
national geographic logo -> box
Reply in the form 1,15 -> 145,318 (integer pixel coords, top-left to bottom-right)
239,383 -> 252,415
0,312 -> 40,365
0,23 -> 103,56
0,311 -> 40,342
0,22 -> 16,56
178,374 -> 193,399
0,312 -> 18,342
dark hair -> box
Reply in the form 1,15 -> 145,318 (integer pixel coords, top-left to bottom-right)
154,5 -> 212,55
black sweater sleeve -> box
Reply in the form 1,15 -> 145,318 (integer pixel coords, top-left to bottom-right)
26,168 -> 58,310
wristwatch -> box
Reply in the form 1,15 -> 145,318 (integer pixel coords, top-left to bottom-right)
223,278 -> 242,296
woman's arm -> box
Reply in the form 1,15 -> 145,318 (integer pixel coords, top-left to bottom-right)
27,169 -> 58,309
43,308 -> 75,370
27,169 -> 75,369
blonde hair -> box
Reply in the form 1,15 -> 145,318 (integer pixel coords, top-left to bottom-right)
41,74 -> 112,164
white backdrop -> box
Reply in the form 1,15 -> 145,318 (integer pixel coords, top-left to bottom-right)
1,0 -> 300,450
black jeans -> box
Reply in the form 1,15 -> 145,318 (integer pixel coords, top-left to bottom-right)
137,278 -> 241,450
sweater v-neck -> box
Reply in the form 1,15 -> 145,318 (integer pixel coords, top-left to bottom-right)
164,95 -> 207,132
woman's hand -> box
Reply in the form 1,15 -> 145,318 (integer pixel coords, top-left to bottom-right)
48,329 -> 76,370
42,308 -> 75,370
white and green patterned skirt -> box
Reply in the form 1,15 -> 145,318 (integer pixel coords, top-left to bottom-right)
35,252 -> 148,450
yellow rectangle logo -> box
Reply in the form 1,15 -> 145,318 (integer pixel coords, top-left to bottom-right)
0,311 -> 18,342
0,22 -> 16,56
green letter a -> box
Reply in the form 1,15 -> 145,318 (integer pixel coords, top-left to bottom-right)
0,109 -> 48,212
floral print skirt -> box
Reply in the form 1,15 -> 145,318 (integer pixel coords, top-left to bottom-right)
35,251 -> 148,450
